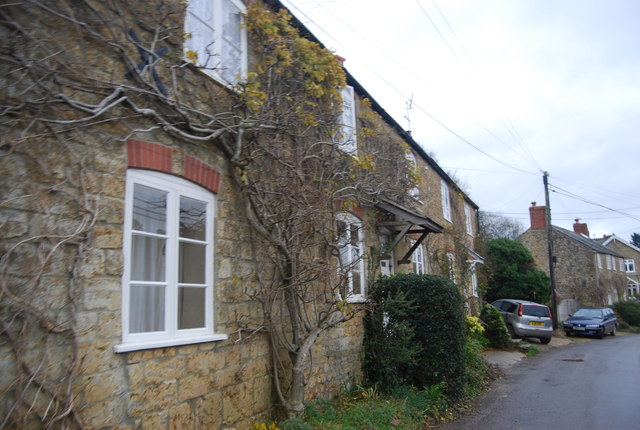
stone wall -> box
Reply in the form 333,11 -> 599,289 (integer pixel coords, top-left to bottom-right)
520,228 -> 627,318
0,1 -> 483,428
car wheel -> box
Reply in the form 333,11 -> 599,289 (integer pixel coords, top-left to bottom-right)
597,329 -> 605,339
611,324 -> 617,336
540,337 -> 551,344
507,325 -> 517,339
565,331 -> 572,337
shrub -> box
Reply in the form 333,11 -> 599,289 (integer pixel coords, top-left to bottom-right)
364,274 -> 467,399
482,238 -> 550,303
613,300 -> 640,326
480,304 -> 511,349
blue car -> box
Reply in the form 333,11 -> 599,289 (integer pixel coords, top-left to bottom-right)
564,307 -> 617,339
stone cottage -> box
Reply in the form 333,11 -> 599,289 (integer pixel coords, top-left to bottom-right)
0,0 -> 481,428
598,234 -> 640,296
520,203 -> 627,320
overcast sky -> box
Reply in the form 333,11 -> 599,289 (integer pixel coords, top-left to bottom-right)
282,0 -> 640,239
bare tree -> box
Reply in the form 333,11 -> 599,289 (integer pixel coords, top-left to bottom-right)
0,0 -> 416,424
478,211 -> 525,241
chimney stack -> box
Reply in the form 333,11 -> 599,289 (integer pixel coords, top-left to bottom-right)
529,202 -> 547,230
573,218 -> 589,237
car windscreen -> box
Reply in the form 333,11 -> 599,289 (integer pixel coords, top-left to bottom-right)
573,308 -> 603,318
522,305 -> 549,317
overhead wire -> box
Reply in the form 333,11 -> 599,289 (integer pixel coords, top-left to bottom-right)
418,0 -> 542,171
283,0 -> 538,175
549,183 -> 640,223
283,1 -> 639,235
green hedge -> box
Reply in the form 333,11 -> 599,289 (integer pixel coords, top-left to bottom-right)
364,274 -> 467,399
613,300 -> 640,326
480,304 -> 511,349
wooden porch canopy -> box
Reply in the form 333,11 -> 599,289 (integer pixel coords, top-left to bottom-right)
376,198 -> 444,265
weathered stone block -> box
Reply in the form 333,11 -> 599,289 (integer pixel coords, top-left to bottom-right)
78,339 -> 121,374
82,368 -> 127,403
195,391 -> 223,429
222,382 -> 252,426
128,380 -> 178,416
127,362 -> 145,390
169,402 -> 194,430
78,248 -> 107,278
145,356 -> 185,385
186,351 -> 224,375
0,210 -> 28,239
84,278 -> 120,311
104,249 -> 124,275
81,396 -> 126,428
97,311 -> 120,338
93,225 -> 123,249
177,373 -> 214,402
139,409 -> 169,430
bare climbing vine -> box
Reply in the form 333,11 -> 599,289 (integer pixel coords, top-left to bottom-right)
0,0 -> 418,424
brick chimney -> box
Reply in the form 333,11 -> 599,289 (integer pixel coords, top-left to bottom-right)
529,202 -> 547,230
573,218 -> 589,237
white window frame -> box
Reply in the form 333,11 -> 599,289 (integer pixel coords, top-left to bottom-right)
378,234 -> 395,277
446,252 -> 456,281
597,253 -> 602,269
464,204 -> 473,236
115,170 -> 226,353
412,242 -> 426,275
606,254 -> 612,270
184,0 -> 248,86
628,279 -> 639,296
337,85 -> 357,155
405,152 -> 419,199
441,180 -> 451,222
619,258 -> 625,272
337,212 -> 366,302
625,259 -> 636,273
470,269 -> 478,297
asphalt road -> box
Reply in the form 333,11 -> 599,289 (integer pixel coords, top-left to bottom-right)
441,334 -> 640,430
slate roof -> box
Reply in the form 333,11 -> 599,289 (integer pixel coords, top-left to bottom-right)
553,226 -> 625,258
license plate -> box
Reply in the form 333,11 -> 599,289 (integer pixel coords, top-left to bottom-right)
574,326 -> 585,331
530,321 -> 544,327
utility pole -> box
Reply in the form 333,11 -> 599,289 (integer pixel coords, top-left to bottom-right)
543,171 -> 559,330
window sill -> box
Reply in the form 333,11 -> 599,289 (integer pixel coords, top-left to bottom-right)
347,297 -> 368,304
114,333 -> 228,353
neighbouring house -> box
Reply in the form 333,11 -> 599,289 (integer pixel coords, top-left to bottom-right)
520,203 -> 627,320
0,0 -> 481,428
597,234 -> 640,296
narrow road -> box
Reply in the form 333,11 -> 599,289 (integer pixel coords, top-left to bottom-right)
442,334 -> 640,430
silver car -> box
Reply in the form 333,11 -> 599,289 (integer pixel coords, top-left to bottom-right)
491,299 -> 553,344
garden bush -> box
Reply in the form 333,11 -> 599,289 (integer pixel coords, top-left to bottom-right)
364,273 -> 467,399
613,300 -> 640,326
480,304 -> 511,349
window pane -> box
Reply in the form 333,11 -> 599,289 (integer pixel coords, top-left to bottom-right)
221,42 -> 241,83
179,241 -> 206,284
131,235 -> 166,282
133,184 -> 167,234
180,196 -> 207,240
130,285 -> 165,333
178,287 -> 206,329
222,0 -> 242,82
349,224 -> 359,246
185,0 -> 215,68
223,0 -> 242,46
337,221 -> 347,244
352,270 -> 362,295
